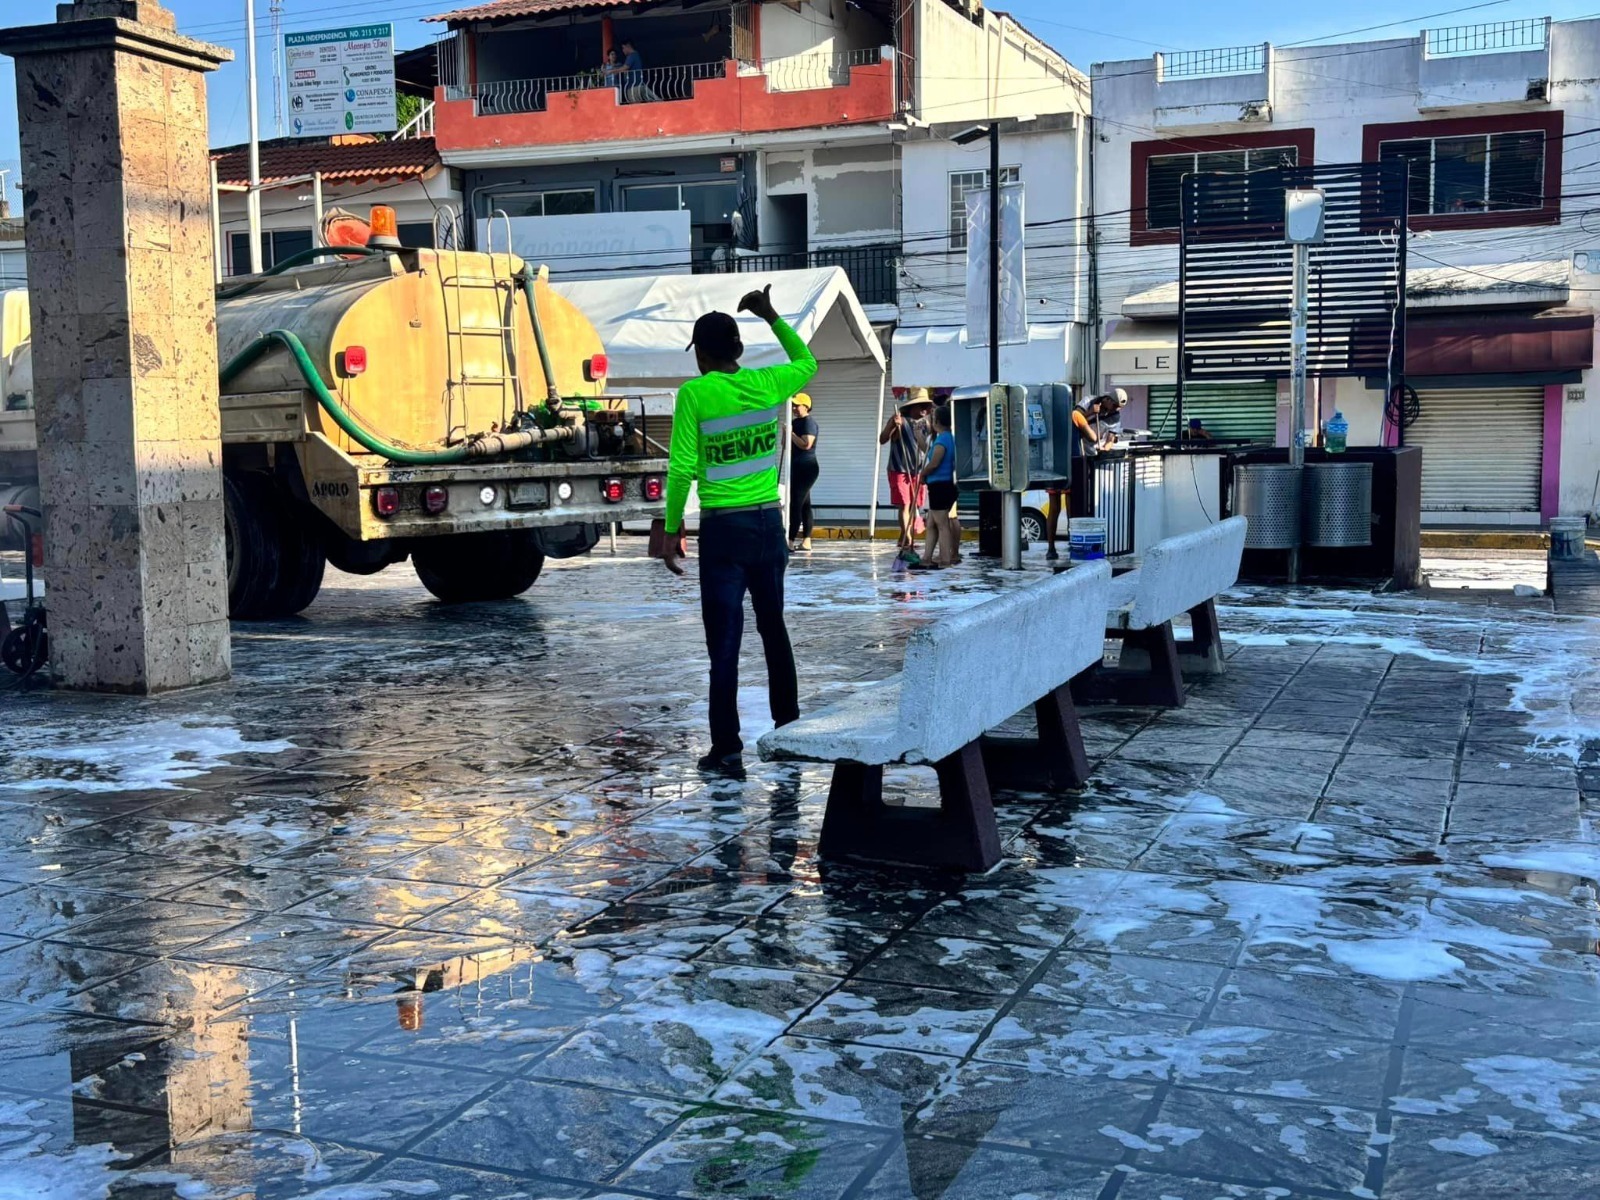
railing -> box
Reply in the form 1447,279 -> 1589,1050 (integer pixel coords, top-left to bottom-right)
436,33 -> 464,98
395,100 -> 435,140
1423,17 -> 1549,58
731,242 -> 899,307
745,46 -> 888,92
472,62 -> 726,116
1157,43 -> 1267,80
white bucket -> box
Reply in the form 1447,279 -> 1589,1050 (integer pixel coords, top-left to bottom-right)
1068,518 -> 1108,561
1549,516 -> 1587,561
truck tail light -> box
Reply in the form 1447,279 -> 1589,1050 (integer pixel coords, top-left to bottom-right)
642,475 -> 664,502
422,485 -> 449,514
373,486 -> 401,517
30,532 -> 43,568
340,346 -> 367,376
583,354 -> 608,382
602,477 -> 625,503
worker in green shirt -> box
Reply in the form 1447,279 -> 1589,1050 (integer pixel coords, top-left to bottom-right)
659,285 -> 818,776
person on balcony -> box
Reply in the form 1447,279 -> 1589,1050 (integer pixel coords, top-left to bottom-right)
602,48 -> 625,93
620,40 -> 659,103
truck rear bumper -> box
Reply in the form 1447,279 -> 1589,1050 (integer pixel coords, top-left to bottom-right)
307,450 -> 671,541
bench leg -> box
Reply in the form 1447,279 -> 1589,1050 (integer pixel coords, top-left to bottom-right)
1072,621 -> 1186,708
817,744 -> 1002,873
1177,598 -> 1226,677
981,681 -> 1090,793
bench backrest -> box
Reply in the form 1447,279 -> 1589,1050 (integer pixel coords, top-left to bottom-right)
1127,515 -> 1248,630
894,561 -> 1112,765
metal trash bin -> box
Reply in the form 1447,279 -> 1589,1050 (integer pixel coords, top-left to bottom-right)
1303,461 -> 1373,547
1235,464 -> 1302,549
1549,516 -> 1587,561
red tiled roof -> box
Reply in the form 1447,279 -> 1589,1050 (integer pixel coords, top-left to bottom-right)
424,0 -> 636,24
211,138 -> 442,189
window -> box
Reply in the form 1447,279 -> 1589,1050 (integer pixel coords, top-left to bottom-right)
1145,146 -> 1299,231
949,167 -> 1019,249
478,189 -> 598,220
0,249 -> 25,289
623,179 -> 741,267
398,222 -> 435,249
227,228 -> 314,276
1380,131 -> 1545,216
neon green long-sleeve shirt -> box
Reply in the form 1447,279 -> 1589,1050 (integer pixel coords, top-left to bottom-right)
665,318 -> 818,534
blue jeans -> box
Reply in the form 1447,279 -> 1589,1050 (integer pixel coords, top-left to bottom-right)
698,508 -> 798,754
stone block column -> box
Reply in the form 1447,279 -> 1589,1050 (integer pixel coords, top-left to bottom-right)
0,1 -> 232,692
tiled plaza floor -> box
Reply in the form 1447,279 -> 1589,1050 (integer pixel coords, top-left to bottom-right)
1,543 -> 1598,1199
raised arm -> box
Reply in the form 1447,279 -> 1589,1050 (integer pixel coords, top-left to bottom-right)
737,284 -> 817,398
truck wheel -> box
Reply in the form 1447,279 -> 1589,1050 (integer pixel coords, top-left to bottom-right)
412,530 -> 545,603
225,472 -> 283,619
264,501 -> 327,618
536,522 -> 603,560
225,473 -> 326,619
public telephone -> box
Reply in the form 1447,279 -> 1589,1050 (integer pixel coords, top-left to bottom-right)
950,382 -> 1074,491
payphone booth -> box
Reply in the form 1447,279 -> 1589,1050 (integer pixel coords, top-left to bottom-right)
951,383 -> 1074,563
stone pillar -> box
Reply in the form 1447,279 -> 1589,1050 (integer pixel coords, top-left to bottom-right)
0,2 -> 232,692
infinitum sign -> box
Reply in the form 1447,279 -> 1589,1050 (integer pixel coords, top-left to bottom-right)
285,25 -> 396,138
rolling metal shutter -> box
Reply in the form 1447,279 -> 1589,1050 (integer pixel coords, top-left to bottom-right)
800,360 -> 891,521
1409,386 -> 1542,513
1148,382 -> 1278,442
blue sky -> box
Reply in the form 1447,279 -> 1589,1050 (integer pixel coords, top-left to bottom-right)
0,0 -> 1594,199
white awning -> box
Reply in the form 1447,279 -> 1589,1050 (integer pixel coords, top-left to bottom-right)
1100,319 -> 1178,386
553,266 -> 884,387
891,323 -> 1073,389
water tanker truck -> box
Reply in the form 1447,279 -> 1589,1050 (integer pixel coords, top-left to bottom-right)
0,222 -> 670,617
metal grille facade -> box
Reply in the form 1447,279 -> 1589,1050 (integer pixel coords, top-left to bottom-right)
1178,161 -> 1408,386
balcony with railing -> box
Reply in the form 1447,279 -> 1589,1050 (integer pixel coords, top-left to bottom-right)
1151,43 -> 1274,131
720,242 -> 899,308
1418,17 -> 1551,110
433,29 -> 897,154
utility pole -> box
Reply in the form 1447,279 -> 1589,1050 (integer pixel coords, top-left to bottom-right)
990,125 -> 1023,570
245,0 -> 264,274
1285,187 -> 1325,585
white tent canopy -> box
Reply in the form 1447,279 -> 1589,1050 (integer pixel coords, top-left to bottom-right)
553,266 -> 885,386
554,267 -> 891,533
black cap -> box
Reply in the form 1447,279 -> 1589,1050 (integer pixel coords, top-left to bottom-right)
687,311 -> 742,359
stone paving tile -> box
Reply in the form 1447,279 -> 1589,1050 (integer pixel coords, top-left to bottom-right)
1134,1088 -> 1377,1193
713,1036 -> 959,1126
613,1109 -> 891,1199
790,981 -> 1002,1057
1381,1118 -> 1600,1198
912,1061 -> 1160,1162
411,1079 -> 685,1180
861,1139 -> 1112,1199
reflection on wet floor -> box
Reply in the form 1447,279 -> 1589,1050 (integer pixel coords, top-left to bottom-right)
0,544 -> 1598,1199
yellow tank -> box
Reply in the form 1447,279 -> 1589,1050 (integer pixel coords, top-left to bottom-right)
218,249 -> 609,455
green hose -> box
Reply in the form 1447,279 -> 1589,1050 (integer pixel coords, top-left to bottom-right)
220,330 -> 474,465
216,245 -> 388,301
518,270 -> 563,407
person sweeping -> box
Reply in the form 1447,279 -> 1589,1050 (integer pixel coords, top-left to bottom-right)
658,285 -> 818,776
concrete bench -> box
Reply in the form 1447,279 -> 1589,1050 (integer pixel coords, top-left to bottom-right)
1074,516 -> 1248,708
758,561 -> 1112,872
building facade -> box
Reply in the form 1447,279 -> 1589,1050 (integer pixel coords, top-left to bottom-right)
1093,16 -> 1600,524
424,0 -> 1086,521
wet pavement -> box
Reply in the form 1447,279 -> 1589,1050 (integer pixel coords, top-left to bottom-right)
1,543 -> 1599,1199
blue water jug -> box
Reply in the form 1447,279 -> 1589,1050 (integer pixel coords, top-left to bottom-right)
1325,410 -> 1349,454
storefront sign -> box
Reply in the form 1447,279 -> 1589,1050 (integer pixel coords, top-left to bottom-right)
285,25 -> 396,138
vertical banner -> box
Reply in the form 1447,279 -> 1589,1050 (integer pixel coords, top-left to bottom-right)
965,182 -> 1027,348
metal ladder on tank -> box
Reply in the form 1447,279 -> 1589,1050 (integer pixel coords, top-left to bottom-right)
438,209 -> 524,438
